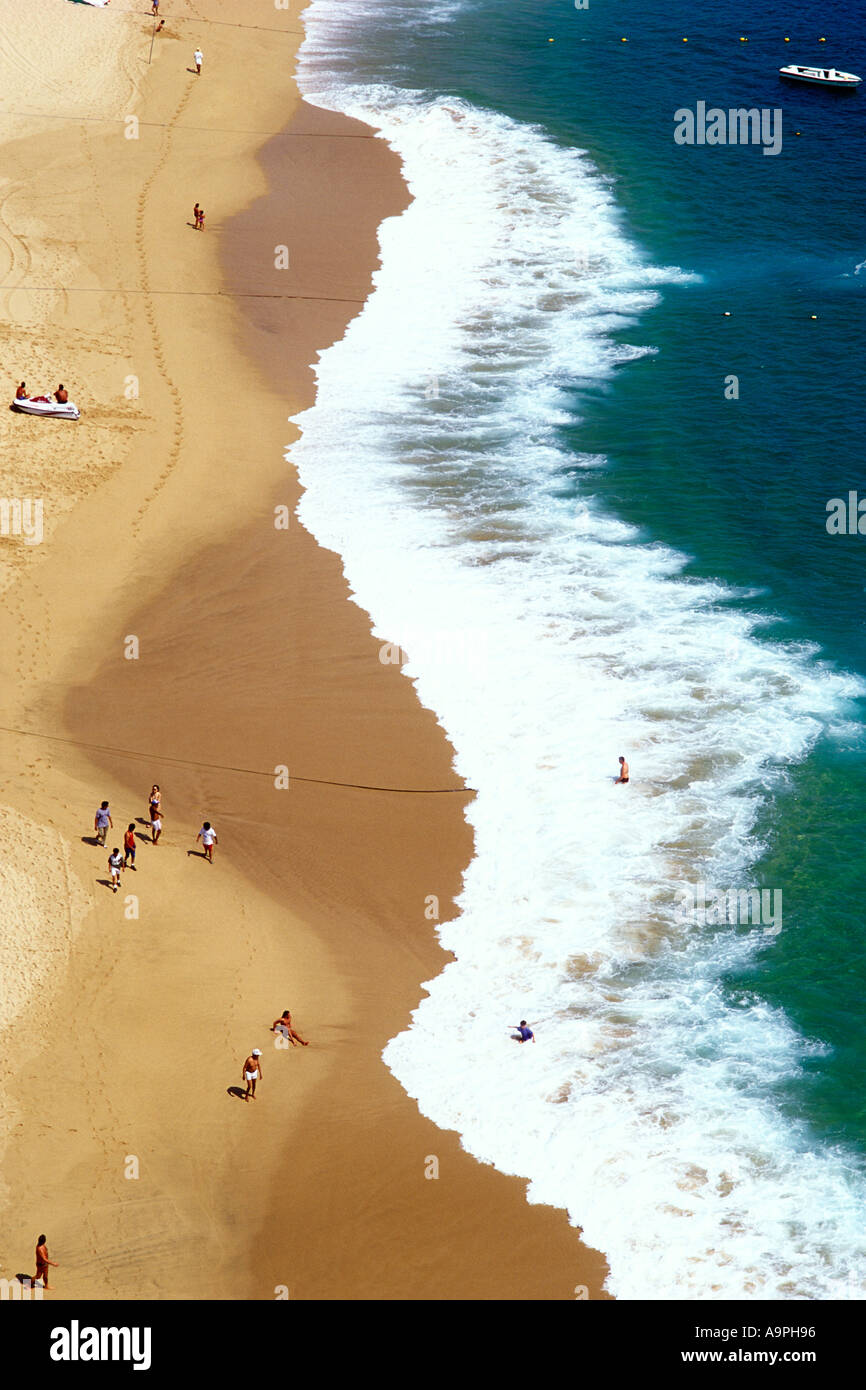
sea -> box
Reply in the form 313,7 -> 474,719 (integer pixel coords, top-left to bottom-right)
289,0 -> 866,1298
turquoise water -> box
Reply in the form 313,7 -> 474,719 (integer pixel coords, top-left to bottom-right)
296,0 -> 866,1295
433,0 -> 866,1156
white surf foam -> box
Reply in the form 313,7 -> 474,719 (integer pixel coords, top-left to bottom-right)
291,5 -> 866,1299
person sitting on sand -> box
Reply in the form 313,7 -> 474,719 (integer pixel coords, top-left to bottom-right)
54,384 -> 68,404
272,1010 -> 309,1047
16,381 -> 27,399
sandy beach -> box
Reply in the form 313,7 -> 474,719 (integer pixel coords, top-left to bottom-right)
0,0 -> 609,1300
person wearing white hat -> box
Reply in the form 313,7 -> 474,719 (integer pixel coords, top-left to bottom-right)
242,1049 -> 262,1102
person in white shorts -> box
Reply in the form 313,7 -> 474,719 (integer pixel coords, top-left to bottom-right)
108,848 -> 124,893
196,821 -> 218,861
242,1049 -> 262,1102
194,48 -> 203,75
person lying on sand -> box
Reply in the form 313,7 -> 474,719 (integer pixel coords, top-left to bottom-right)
272,1010 -> 309,1046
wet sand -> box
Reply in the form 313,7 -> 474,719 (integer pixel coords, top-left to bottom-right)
0,0 -> 610,1299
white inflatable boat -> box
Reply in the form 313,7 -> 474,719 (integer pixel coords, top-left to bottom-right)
11,395 -> 81,421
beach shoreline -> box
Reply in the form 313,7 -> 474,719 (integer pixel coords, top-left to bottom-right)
0,0 -> 610,1299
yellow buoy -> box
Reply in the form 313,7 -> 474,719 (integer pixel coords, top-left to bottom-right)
723,311 -> 731,317
819,37 -> 826,43
548,38 -> 554,42
683,38 -> 688,43
621,37 -> 627,43
784,37 -> 790,42
811,314 -> 818,320
740,36 -> 748,43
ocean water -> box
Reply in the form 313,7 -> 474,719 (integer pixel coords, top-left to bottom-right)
290,0 -> 866,1297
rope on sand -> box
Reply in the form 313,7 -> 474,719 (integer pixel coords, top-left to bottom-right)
0,726 -> 476,795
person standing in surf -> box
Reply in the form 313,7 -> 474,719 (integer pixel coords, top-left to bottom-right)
614,755 -> 629,785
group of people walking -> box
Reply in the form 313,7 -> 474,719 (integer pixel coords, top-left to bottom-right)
94,785 -> 218,891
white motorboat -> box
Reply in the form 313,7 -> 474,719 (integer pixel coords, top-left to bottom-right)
11,394 -> 81,421
779,64 -> 861,88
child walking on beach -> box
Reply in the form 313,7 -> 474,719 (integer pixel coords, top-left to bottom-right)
196,821 -> 217,861
108,848 -> 124,893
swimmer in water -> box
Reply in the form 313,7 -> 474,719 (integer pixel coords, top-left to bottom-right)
510,1019 -> 536,1043
615,755 -> 629,785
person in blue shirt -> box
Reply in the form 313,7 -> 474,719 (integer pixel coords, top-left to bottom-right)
511,1019 -> 536,1043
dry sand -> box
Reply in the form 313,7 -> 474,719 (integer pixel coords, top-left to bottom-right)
0,0 -> 610,1298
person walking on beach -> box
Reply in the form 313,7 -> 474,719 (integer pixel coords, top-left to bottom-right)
150,807 -> 163,845
242,1049 -> 262,1101
148,784 -> 161,821
108,847 -> 124,893
272,1010 -> 309,1047
193,203 -> 202,230
194,48 -> 203,76
94,801 -> 113,846
196,821 -> 217,861
151,0 -> 160,15
510,1019 -> 536,1043
614,755 -> 629,785
197,207 -> 205,232
33,1235 -> 58,1290
123,823 -> 137,869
